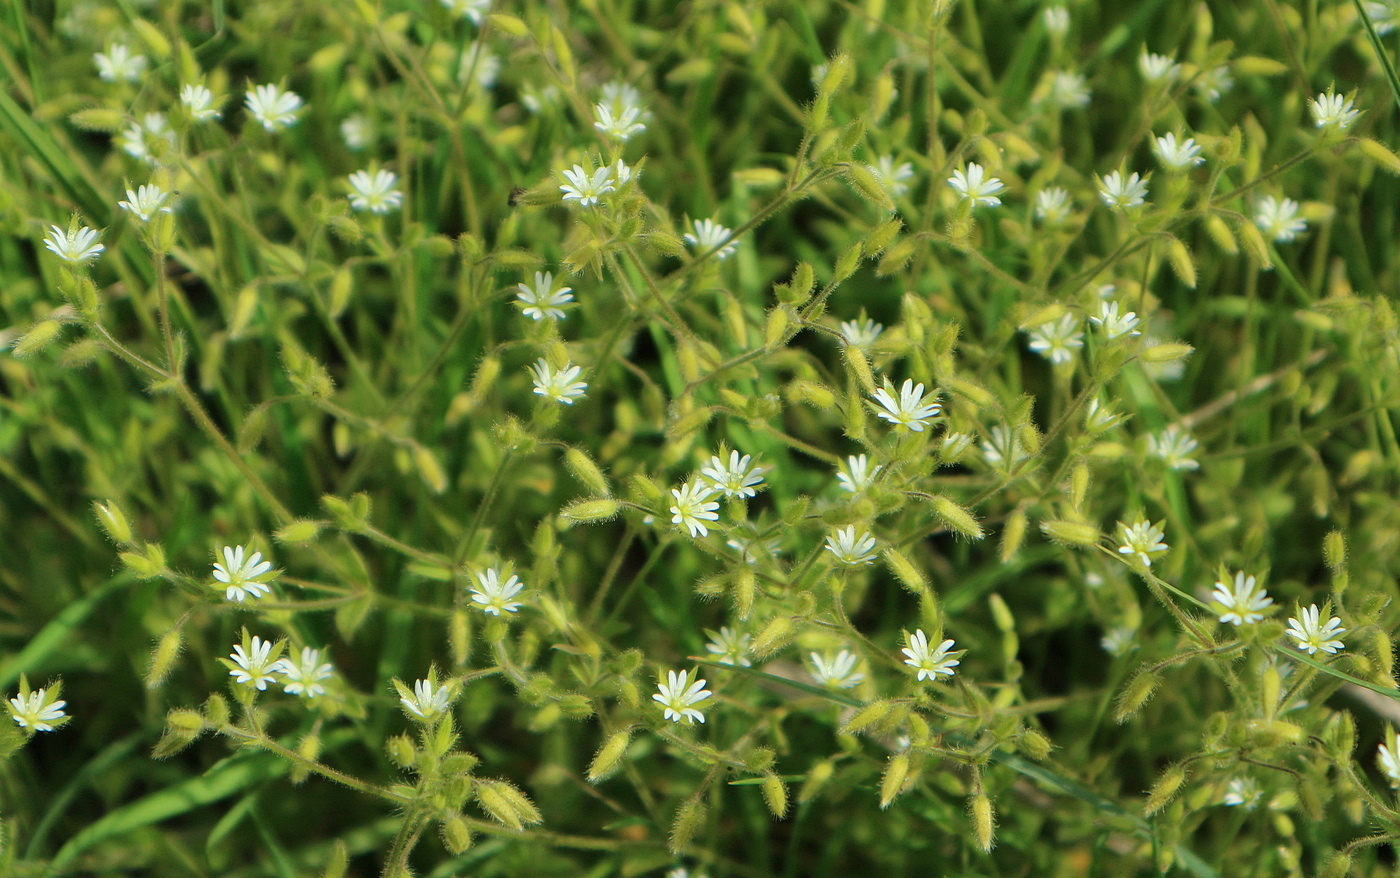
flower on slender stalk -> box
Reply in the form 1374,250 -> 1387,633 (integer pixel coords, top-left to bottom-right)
1042,71 -> 1091,109
7,677 -> 68,732
684,218 -> 737,260
705,627 -> 752,667
347,169 -> 403,215
670,481 -> 720,538
947,163 -> 1005,208
871,379 -> 941,432
516,271 -> 573,320
228,635 -> 281,690
245,83 -> 303,131
901,629 -> 961,681
274,647 -> 334,698
1098,170 -> 1149,210
1100,626 -> 1137,657
1138,50 -> 1181,83
95,43 -> 146,82
612,158 -> 638,187
809,649 -> 865,689
118,184 -> 174,222
341,114 -> 372,150
180,84 -> 223,121
440,0 -> 490,23
840,315 -> 883,350
837,454 -> 881,494
1147,425 -> 1200,472
43,223 -> 104,264
1042,6 -> 1069,34
118,112 -> 177,165
1379,736 -> 1400,787
1116,519 -> 1169,568
397,676 -> 456,721
1085,398 -> 1126,433
1153,133 -> 1204,171
1195,66 -> 1233,102
1090,300 -> 1141,340
529,359 -> 587,404
1210,572 -> 1273,626
868,155 -> 915,198
825,525 -> 877,565
1034,187 -> 1071,224
594,101 -> 646,141
1222,777 -> 1262,809
470,568 -> 525,615
653,669 -> 711,724
1286,604 -> 1346,655
559,164 -> 615,207
1310,92 -> 1360,131
1255,196 -> 1306,243
1027,314 -> 1083,365
213,544 -> 276,602
700,450 -> 766,499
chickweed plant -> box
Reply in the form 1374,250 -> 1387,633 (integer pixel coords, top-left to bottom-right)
4,0 -> 1400,875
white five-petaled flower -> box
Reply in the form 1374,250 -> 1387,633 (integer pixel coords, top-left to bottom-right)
440,0 -> 490,23
684,218 -> 737,260
653,669 -> 712,724
1034,187 -> 1072,224
1153,133 -> 1205,171
700,451 -> 766,499
1027,314 -> 1084,365
119,184 -> 174,223
1090,300 -> 1141,340
612,158 -> 638,187
529,359 -> 587,404
1043,6 -> 1069,34
840,316 -> 884,350
1098,170 -> 1149,210
245,83 -> 303,131
901,629 -> 961,681
341,114 -> 372,150
1116,519 -> 1169,568
837,453 -> 881,494
1222,777 -> 1262,808
7,681 -> 67,732
213,544 -> 276,602
1255,195 -> 1307,243
559,164 -> 615,207
1286,604 -> 1346,655
868,155 -> 915,198
399,677 -> 455,720
1379,739 -> 1400,787
594,101 -> 646,141
470,568 -> 525,615
809,649 -> 865,689
1085,398 -> 1126,432
871,379 -> 941,432
43,223 -> 104,264
981,425 -> 1029,469
1147,425 -> 1200,472
1210,572 -> 1273,626
825,525 -> 877,566
347,169 -> 403,215
1310,92 -> 1360,131
229,636 -> 280,690
1043,70 -> 1091,109
725,532 -> 781,565
947,163 -> 1005,208
118,112 -> 177,165
516,271 -> 573,320
1100,625 -> 1137,657
1195,66 -> 1234,102
95,43 -> 147,83
1138,50 -> 1181,83
670,481 -> 720,538
274,647 -> 334,698
1367,0 -> 1400,35
705,627 -> 752,667
180,84 -> 223,121
941,431 -> 974,462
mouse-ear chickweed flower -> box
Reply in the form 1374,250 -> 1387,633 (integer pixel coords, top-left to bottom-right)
228,635 -> 281,690
840,316 -> 883,350
1034,187 -> 1072,224
1090,300 -> 1141,340
1379,732 -> 1400,787
1043,70 -> 1091,109
341,114 -> 372,150
1116,519 -> 1168,568
529,359 -> 587,404
441,0 -> 490,23
470,568 -> 525,615
1195,66 -> 1234,102
119,184 -> 174,223
347,169 -> 403,215
397,676 -> 456,721
245,83 -> 303,131
1147,425 -> 1200,471
213,544 -> 276,602
1286,604 -> 1346,655
653,669 -> 711,724
705,627 -> 752,667
559,164 -> 615,207
700,450 -> 766,499
1138,50 -> 1181,83
871,379 -> 941,431
1098,170 -> 1149,210
1210,572 -> 1273,626
118,112 -> 177,165
1367,1 -> 1400,35
1222,777 -> 1263,808
670,481 -> 720,538
980,425 -> 1029,469
8,677 -> 68,732
1027,314 -> 1084,365
809,649 -> 865,689
1043,6 -> 1070,35
44,223 -> 104,264
594,101 -> 646,141
869,155 -> 915,198
947,163 -> 1005,208
825,525 -> 877,565
837,454 -> 881,494
684,218 -> 738,260
1153,133 -> 1204,171
180,84 -> 223,121
901,629 -> 961,681
274,647 -> 334,698
516,271 -> 573,320
1255,196 -> 1306,243
95,43 -> 146,83
1310,91 -> 1359,131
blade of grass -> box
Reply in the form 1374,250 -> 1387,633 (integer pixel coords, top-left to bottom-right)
0,574 -> 130,691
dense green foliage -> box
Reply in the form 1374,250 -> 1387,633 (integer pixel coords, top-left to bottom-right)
4,0 -> 1400,875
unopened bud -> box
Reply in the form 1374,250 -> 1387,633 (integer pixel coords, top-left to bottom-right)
971,793 -> 995,851
588,729 -> 631,782
1114,670 -> 1159,723
146,627 -> 184,689
93,500 -> 134,545
670,798 -> 705,854
880,752 -> 910,809
1145,764 -> 1188,815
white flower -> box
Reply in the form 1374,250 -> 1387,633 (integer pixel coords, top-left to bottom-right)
670,481 -> 720,538
470,568 -> 525,615
441,0 -> 490,23
594,101 -> 646,141
653,669 -> 711,724
7,682 -> 67,732
1043,6 -> 1069,34
118,113 -> 177,165
347,170 -> 403,215
868,155 -> 915,198
95,43 -> 146,82
1116,519 -> 1168,568
516,271 -> 573,320
941,431 -> 974,462
947,163 -> 1005,208
1367,1 -> 1400,35
1222,777 -> 1262,808
399,677 -> 455,720
809,649 -> 865,689
1255,195 -> 1307,243
529,359 -> 587,404
1027,314 -> 1083,365
981,425 -> 1029,469
837,454 -> 881,493
700,450 -> 766,499
600,81 -> 647,122
1084,398 -> 1126,432
1210,572 -> 1273,626
245,83 -> 303,131
612,158 -> 637,187
1153,133 -> 1204,170
1310,92 -> 1360,131
871,379 -> 941,432
725,532 -> 781,565
1100,626 -> 1137,657
1043,71 -> 1091,109
43,224 -> 104,264
180,84 -> 223,121
457,43 -> 501,88
1379,740 -> 1400,787
684,218 -> 737,260
1138,51 -> 1181,83
118,183 -> 174,222
229,636 -> 280,690
901,629 -> 960,681
840,315 -> 884,350
1195,65 -> 1233,102
1285,604 -> 1346,655
274,647 -> 334,698
559,164 -> 615,207
705,627 -> 752,667
1098,170 -> 1149,210
341,114 -> 372,150
1034,187 -> 1072,224
213,544 -> 275,602
825,525 -> 877,565
1147,425 -> 1200,471
1089,300 -> 1141,340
